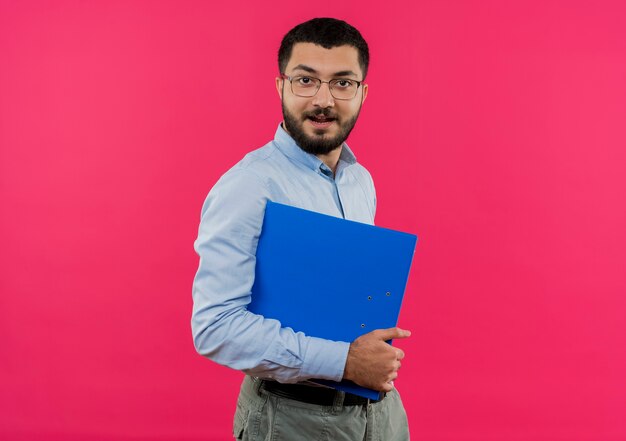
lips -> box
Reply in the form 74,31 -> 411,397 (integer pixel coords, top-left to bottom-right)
306,114 -> 337,128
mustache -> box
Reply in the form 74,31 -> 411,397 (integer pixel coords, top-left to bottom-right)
302,108 -> 338,119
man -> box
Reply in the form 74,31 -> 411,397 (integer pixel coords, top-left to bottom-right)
192,17 -> 410,440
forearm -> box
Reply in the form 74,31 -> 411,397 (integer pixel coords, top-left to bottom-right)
191,290 -> 349,382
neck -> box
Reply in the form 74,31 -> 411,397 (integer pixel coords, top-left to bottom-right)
316,148 -> 342,175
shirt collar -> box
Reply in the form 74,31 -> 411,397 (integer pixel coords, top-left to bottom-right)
273,123 -> 357,173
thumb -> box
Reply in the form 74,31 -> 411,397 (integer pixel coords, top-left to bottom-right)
373,327 -> 412,341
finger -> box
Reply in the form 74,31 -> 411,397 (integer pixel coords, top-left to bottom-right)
373,327 -> 412,341
395,348 -> 405,360
381,381 -> 394,393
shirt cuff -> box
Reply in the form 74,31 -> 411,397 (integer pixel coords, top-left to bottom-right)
300,337 -> 350,382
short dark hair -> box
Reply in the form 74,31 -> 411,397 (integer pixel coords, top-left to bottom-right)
278,18 -> 370,79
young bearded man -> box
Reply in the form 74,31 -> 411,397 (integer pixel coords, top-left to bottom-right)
192,17 -> 411,440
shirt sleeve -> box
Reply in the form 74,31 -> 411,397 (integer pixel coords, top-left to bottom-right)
191,167 -> 350,383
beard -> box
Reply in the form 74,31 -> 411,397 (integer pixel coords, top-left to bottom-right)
282,103 -> 361,156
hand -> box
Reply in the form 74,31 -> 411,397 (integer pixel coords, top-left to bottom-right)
342,327 -> 411,392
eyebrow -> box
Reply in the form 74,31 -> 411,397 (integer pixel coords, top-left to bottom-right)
291,64 -> 358,78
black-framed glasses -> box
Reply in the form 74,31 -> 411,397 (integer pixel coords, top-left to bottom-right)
280,74 -> 364,100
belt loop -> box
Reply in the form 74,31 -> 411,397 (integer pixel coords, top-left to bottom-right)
332,390 -> 346,411
253,377 -> 264,394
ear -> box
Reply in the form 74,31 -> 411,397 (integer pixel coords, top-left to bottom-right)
276,76 -> 284,100
361,83 -> 368,104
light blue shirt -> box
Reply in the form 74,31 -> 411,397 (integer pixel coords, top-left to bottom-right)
191,124 -> 377,383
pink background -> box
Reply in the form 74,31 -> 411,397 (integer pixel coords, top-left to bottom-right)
1,1 -> 625,440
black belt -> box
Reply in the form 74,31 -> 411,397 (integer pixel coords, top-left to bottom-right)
260,380 -> 384,406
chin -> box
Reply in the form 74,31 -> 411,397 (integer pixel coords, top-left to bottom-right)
308,126 -> 338,137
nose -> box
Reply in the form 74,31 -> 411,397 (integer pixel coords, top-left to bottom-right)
312,82 -> 335,108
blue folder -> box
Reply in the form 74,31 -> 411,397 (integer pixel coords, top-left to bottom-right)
248,201 -> 418,399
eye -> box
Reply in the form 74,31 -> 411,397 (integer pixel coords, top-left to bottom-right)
334,79 -> 354,89
297,76 -> 316,87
